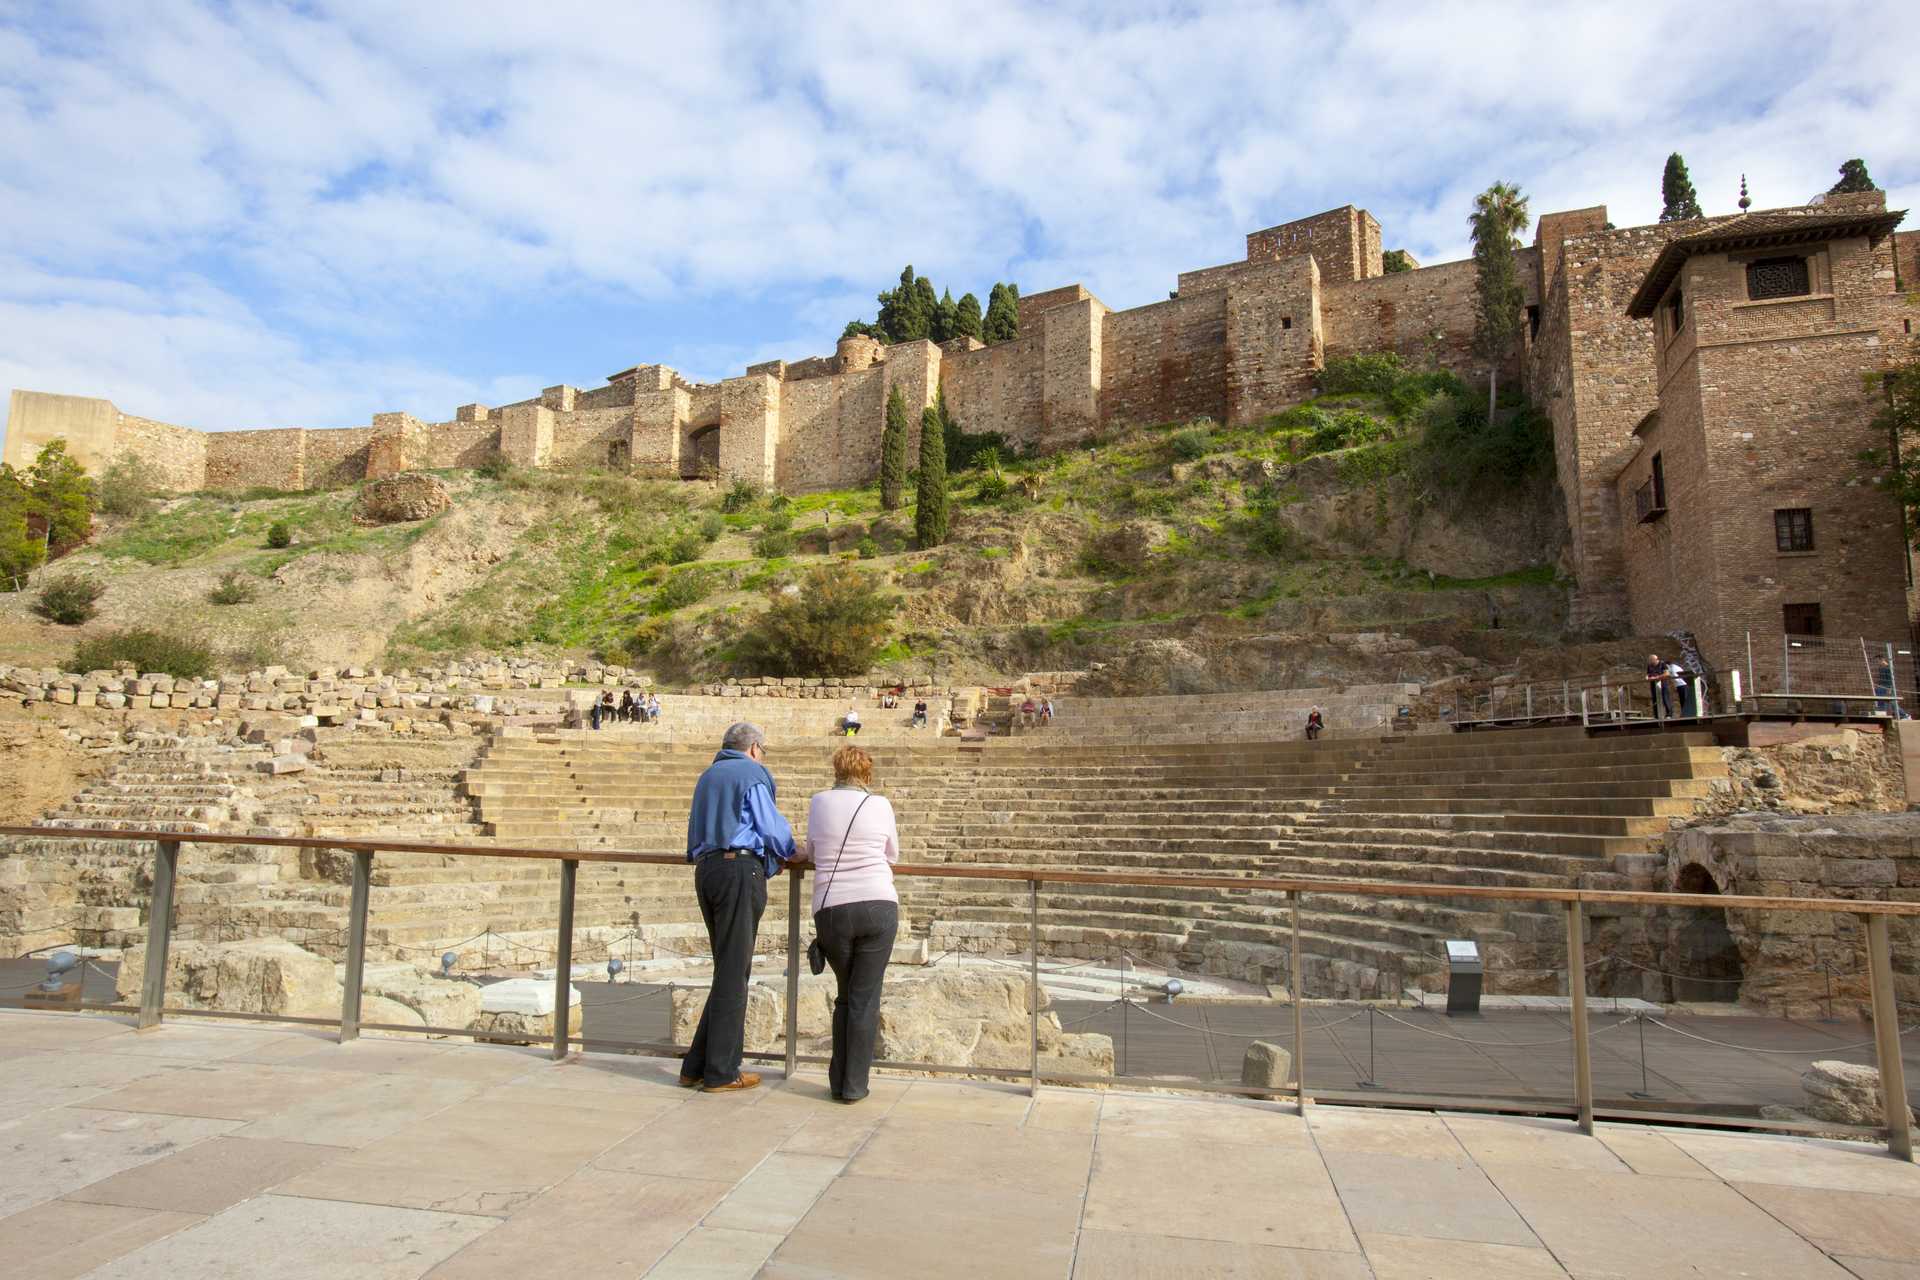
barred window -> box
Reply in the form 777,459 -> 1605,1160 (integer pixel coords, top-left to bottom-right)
1783,602 -> 1823,636
1774,507 -> 1813,552
1746,256 -> 1810,301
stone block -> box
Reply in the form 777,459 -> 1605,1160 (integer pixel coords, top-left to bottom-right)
1823,860 -> 1896,888
1242,1040 -> 1293,1088
116,939 -> 338,1016
265,754 -> 307,775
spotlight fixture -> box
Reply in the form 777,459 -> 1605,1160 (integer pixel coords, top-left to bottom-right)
607,957 -> 624,983
440,951 -> 457,977
1163,978 -> 1184,1002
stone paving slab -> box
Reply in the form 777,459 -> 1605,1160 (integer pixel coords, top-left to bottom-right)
1,1009 -> 1916,1279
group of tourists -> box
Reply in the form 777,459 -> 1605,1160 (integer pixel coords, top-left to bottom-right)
1643,654 -> 1706,720
1017,696 -> 1054,727
840,696 -> 932,735
679,723 -> 899,1101
590,688 -> 661,729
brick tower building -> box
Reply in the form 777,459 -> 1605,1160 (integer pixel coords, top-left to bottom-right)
1616,202 -> 1916,683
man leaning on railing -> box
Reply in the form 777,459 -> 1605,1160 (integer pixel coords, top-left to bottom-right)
678,721 -> 796,1093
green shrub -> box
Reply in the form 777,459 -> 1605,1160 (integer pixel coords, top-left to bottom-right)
857,535 -> 879,559
1416,392 -> 1554,492
1242,505 -> 1303,558
664,529 -> 707,564
975,473 -> 1010,502
476,456 -> 513,481
734,563 -> 893,677
266,520 -> 293,549
97,455 -> 159,517
945,425 -> 1007,474
720,479 -> 760,513
1169,428 -> 1215,461
1319,352 -> 1407,397
207,570 -> 258,606
72,627 -> 216,679
34,574 -> 104,624
753,529 -> 796,558
601,645 -> 634,668
698,513 -> 726,541
649,568 -> 719,615
761,509 -> 794,533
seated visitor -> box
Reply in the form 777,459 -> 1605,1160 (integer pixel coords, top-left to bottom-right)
1039,697 -> 1054,724
1019,696 -> 1038,726
618,690 -> 636,722
647,692 -> 662,722
881,690 -> 899,709
591,689 -> 617,730
1305,706 -> 1324,741
910,699 -> 928,728
842,705 -> 862,736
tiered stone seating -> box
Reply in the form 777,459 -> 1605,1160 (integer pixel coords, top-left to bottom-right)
458,725 -> 1725,996
1026,685 -> 1418,741
511,693 -> 955,742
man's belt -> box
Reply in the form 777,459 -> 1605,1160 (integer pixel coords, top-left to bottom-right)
695,848 -> 757,862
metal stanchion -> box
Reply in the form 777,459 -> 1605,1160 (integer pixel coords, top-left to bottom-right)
1290,890 -> 1306,1111
340,850 -> 373,1042
137,839 -> 181,1031
785,869 -> 803,1081
552,859 -> 577,1061
1628,1012 -> 1654,1100
1358,1005 -> 1380,1088
1566,900 -> 1594,1134
1028,879 -> 1040,1098
1865,914 -> 1913,1161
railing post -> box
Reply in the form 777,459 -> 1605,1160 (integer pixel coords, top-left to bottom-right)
552,859 -> 577,1061
1566,899 -> 1594,1135
1865,914 -> 1913,1161
339,850 -> 373,1043
1290,889 -> 1306,1111
1580,689 -> 1589,728
1028,878 -> 1040,1098
137,839 -> 180,1031
784,867 -> 803,1081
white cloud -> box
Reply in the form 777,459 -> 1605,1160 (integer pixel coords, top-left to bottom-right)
0,0 -> 1914,439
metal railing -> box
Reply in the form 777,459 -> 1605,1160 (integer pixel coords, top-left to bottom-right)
1,823 -> 1913,1160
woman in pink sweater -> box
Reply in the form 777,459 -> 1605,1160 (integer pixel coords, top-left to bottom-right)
799,744 -> 901,1102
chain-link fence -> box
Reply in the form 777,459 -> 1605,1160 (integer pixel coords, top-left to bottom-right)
1739,633 -> 1913,719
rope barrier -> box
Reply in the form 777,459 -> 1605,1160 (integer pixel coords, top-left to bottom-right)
1375,1008 -> 1635,1048
1644,1016 -> 1917,1056
1124,1000 -> 1366,1038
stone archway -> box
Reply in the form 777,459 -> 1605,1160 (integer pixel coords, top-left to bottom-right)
1667,862 -> 1744,1002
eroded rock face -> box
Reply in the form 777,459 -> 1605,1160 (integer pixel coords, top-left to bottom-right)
353,472 -> 451,525
1242,1040 -> 1293,1088
669,968 -> 1114,1077
361,963 -> 484,1029
116,938 -> 336,1015
1798,1059 -> 1916,1127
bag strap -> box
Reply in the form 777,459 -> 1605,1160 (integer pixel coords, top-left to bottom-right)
815,792 -> 873,912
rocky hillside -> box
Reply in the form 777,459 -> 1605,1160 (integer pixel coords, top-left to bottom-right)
1,360 -> 1637,691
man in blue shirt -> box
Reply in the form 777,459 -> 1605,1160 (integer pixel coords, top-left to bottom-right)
679,721 -> 796,1091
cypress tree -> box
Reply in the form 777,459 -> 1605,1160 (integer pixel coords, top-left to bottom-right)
932,289 -> 958,343
1469,181 -> 1530,423
954,292 -> 983,340
914,400 -> 949,548
1659,153 -> 1703,222
1829,159 -> 1877,194
880,385 -> 910,510
982,282 -> 1020,343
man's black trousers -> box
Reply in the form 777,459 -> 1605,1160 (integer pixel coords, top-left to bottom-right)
682,854 -> 768,1086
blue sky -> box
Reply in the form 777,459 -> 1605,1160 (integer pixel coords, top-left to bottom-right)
1,0 -> 1914,438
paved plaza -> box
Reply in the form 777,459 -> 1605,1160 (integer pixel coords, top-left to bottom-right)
1,1009 -> 1917,1278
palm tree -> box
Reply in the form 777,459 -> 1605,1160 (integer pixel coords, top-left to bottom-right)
1470,182 -> 1531,422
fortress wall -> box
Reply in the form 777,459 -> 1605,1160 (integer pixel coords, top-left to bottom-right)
573,382 -> 636,411
414,421 -> 497,471
719,374 -> 780,488
1320,256 -> 1484,376
550,407 -> 637,467
942,334 -> 1043,447
1017,284 -> 1091,326
1097,293 -> 1228,428
1041,298 -> 1104,442
205,428 -> 308,491
303,427 -> 374,488
1897,230 -> 1919,291
687,384 -> 723,427
1225,256 -> 1322,424
777,365 -> 886,491
3,390 -> 118,474
111,412 -> 207,491
1248,206 -> 1370,282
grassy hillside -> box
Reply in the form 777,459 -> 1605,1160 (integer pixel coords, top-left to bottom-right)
2,356 -> 1589,688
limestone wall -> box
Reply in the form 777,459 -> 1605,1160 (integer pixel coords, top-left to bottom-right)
303,426 -> 372,488
111,412 -> 208,492
413,421 -> 497,471
1097,294 -> 1228,428
1321,255 -> 1489,378
205,428 -> 308,491
943,334 -> 1044,447
3,391 -> 120,474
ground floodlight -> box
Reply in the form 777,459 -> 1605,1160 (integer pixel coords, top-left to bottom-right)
440,951 -> 457,976
42,950 -> 79,990
608,957 -> 624,981
1163,978 -> 1183,1002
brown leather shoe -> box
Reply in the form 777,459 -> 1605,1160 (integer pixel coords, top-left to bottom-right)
677,1075 -> 700,1088
703,1072 -> 761,1093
